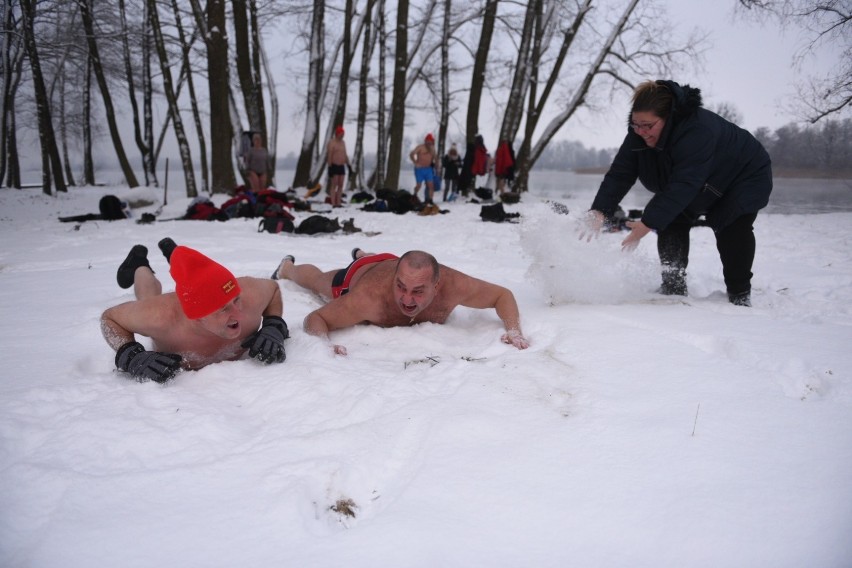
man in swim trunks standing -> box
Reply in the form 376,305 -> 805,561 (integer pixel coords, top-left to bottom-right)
409,133 -> 437,203
272,249 -> 529,355
327,125 -> 350,207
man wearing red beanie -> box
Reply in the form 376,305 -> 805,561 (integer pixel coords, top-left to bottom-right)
101,239 -> 288,383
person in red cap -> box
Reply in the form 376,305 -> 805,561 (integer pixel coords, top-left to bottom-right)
326,125 -> 352,207
409,133 -> 438,203
101,238 -> 288,383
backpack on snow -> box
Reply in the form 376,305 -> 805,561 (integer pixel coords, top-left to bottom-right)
295,215 -> 341,235
480,202 -> 520,223
258,217 -> 295,234
99,195 -> 128,220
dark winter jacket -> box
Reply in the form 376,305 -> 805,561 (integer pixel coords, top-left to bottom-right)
442,152 -> 462,181
591,80 -> 772,231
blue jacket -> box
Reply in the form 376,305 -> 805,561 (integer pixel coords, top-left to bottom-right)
592,81 -> 772,231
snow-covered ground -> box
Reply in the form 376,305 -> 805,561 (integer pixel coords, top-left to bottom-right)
1,175 -> 851,567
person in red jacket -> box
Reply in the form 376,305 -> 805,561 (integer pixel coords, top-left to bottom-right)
494,139 -> 515,194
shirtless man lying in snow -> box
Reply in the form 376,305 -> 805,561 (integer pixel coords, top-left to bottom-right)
271,248 -> 529,355
101,239 -> 288,383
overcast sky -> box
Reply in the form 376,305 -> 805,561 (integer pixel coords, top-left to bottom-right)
566,0 -> 846,150
272,1 -> 845,156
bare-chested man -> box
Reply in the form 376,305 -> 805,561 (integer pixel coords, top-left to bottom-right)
271,248 -> 529,355
101,239 -> 289,383
409,133 -> 437,203
327,125 -> 351,207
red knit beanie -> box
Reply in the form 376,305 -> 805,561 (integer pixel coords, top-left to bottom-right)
169,246 -> 241,319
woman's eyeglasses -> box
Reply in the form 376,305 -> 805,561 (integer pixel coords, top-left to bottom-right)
630,119 -> 661,132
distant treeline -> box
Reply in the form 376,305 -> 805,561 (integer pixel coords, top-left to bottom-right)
755,119 -> 852,176
274,119 -> 852,176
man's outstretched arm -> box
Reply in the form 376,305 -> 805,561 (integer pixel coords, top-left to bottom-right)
457,275 -> 529,349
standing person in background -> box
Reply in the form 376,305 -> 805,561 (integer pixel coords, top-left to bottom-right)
442,143 -> 463,201
494,139 -> 516,195
246,133 -> 269,192
410,133 -> 438,203
581,80 -> 773,307
327,125 -> 351,208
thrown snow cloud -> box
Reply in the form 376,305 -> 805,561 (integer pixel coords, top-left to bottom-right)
519,205 -> 660,304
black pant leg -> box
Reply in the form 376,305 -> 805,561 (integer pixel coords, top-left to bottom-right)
715,213 -> 758,295
656,220 -> 691,294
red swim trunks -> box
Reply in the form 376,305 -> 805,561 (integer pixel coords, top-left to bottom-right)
331,253 -> 398,298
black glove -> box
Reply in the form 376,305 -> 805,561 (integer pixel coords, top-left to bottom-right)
347,164 -> 354,176
115,341 -> 182,383
241,316 -> 289,364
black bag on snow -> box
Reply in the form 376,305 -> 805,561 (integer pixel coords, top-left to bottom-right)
295,215 -> 341,235
99,195 -> 128,220
258,217 -> 295,234
480,202 -> 520,223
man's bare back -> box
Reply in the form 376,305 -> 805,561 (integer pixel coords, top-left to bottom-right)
112,277 -> 269,369
103,243 -> 287,381
276,250 -> 529,355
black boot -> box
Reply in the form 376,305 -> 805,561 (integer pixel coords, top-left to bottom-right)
659,268 -> 687,296
116,245 -> 151,289
158,237 -> 178,263
728,290 -> 751,307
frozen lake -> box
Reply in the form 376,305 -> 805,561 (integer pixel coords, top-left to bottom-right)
274,168 -> 852,215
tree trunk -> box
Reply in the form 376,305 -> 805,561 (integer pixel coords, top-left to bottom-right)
499,0 -> 538,143
437,0 -> 452,162
1,0 -> 24,188
148,0 -> 197,197
352,0 -> 376,191
143,0 -> 155,185
384,0 -> 409,191
58,68 -> 76,187
170,0 -> 208,193
292,0 -> 324,189
374,0 -> 387,190
458,0 -> 498,193
206,0 -> 237,193
119,0 -> 155,186
259,37 -> 278,189
78,0 -> 138,188
82,52 -> 95,185
21,0 -> 66,194
249,0 -> 270,185
514,0 -> 631,193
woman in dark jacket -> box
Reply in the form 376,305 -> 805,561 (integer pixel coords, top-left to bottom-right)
586,80 -> 772,306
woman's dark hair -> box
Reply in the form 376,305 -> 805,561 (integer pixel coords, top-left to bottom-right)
631,80 -> 672,118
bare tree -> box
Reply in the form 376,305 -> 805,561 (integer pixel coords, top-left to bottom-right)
204,0 -> 238,193
458,0 -> 498,193
375,0 -> 387,189
118,0 -> 156,186
21,0 -> 67,194
1,0 -> 26,188
737,0 -> 851,122
497,0 -> 706,192
78,0 -> 139,188
384,0 -> 409,190
292,0 -> 324,189
169,0 -> 208,193
148,0 -> 197,197
352,0 -> 378,190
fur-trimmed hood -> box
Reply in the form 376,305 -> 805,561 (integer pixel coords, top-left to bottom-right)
657,80 -> 702,119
